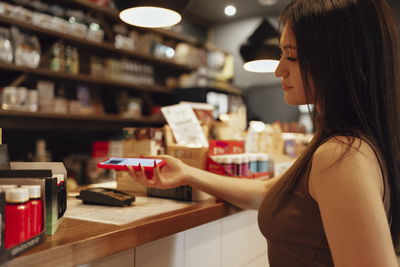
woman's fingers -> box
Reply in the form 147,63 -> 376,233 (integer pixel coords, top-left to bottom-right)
126,165 -> 139,181
153,160 -> 162,182
137,163 -> 155,186
126,164 -> 155,186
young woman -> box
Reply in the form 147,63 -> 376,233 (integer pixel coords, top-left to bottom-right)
127,0 -> 400,266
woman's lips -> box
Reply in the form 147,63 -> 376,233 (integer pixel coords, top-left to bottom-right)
282,84 -> 293,91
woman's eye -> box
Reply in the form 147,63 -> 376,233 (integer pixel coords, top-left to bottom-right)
287,57 -> 297,62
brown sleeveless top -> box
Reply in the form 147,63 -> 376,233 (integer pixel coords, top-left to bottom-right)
258,138 -> 391,267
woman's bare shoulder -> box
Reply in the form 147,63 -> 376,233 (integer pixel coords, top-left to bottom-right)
310,135 -> 383,200
313,135 -> 377,164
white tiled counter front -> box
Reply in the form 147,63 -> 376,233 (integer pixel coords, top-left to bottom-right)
82,210 -> 268,267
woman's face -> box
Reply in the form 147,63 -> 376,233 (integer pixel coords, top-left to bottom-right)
275,24 -> 308,105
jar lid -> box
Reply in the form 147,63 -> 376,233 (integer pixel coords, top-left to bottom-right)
0,184 -> 18,191
21,185 -> 41,198
233,155 -> 242,164
5,188 -> 29,203
249,154 -> 257,161
222,156 -> 232,164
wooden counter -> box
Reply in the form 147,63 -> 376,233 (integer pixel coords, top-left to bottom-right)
6,197 -> 239,267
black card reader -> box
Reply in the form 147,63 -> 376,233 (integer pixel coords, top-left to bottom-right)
77,187 -> 135,206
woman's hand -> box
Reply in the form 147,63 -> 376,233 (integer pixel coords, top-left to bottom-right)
126,155 -> 190,189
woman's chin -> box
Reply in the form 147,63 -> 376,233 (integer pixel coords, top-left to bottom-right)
284,95 -> 306,106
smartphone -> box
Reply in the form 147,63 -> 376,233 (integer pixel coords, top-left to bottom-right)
97,157 -> 165,171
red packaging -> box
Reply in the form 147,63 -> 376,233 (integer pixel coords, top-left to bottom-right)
21,185 -> 43,237
5,188 -> 30,248
29,198 -> 43,236
208,140 -> 245,156
92,141 -> 109,158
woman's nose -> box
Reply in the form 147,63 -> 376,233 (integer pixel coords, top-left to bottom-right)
275,60 -> 288,78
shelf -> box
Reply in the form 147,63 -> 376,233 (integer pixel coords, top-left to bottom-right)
0,62 -> 173,93
0,110 -> 162,123
0,110 -> 165,131
0,15 -> 196,73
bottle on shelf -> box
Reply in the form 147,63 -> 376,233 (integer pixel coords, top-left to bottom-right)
50,42 -> 65,72
71,47 -> 79,74
64,45 -> 73,74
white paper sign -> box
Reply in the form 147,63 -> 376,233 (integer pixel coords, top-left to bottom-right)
64,196 -> 190,225
161,104 -> 208,147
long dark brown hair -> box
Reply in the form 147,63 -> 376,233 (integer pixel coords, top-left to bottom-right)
275,0 -> 400,250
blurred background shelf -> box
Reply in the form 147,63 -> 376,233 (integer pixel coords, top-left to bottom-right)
0,109 -> 164,131
0,62 -> 173,93
0,14 -> 196,73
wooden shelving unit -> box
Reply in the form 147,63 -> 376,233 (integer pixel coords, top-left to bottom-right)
0,110 -> 165,131
0,62 -> 173,93
0,109 -> 162,123
0,15 -> 196,73
0,1 -> 200,132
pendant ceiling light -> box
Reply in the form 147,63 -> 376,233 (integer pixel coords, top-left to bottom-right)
118,0 -> 191,28
240,19 -> 281,73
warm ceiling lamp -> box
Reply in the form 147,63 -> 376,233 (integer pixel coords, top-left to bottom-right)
240,19 -> 281,73
119,0 -> 191,28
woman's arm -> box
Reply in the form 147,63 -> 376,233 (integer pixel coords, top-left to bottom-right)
185,164 -> 277,210
309,137 -> 398,267
127,155 -> 279,210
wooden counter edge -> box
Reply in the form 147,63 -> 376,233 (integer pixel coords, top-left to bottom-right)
6,201 -> 240,267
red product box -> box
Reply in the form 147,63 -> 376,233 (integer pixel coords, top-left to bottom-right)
92,141 -> 109,158
208,140 -> 245,156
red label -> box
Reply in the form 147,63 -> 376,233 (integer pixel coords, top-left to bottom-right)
208,140 -> 245,156
5,203 -> 30,248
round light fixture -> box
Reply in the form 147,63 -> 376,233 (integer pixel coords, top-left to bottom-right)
243,59 -> 279,73
240,19 -> 281,73
120,6 -> 182,28
224,5 -> 236,16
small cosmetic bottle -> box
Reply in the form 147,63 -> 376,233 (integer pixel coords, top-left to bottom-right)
249,154 -> 258,173
5,188 -> 30,248
21,185 -> 43,237
257,153 -> 268,173
222,155 -> 233,175
242,154 -> 250,177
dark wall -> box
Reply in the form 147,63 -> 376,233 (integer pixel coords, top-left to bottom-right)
243,85 -> 299,124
